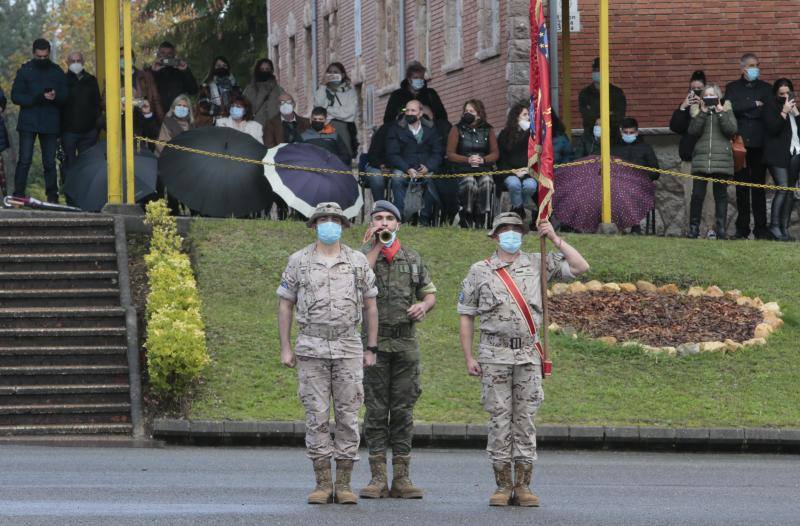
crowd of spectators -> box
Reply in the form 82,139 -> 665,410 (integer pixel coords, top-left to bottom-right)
0,39 -> 795,240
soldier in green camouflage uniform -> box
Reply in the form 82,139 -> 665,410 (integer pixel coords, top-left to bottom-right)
358,200 -> 437,500
458,212 -> 589,507
277,202 -> 379,505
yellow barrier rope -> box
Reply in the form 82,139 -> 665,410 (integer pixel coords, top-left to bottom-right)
136,135 -> 800,192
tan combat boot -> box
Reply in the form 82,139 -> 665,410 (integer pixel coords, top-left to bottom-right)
307,458 -> 333,504
359,453 -> 389,499
389,454 -> 424,499
489,461 -> 514,506
334,459 -> 358,504
512,461 -> 540,507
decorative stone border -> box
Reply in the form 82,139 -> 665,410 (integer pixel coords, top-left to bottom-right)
548,280 -> 783,356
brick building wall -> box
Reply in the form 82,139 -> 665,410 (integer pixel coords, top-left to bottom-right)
267,0 -> 800,142
552,0 -> 800,130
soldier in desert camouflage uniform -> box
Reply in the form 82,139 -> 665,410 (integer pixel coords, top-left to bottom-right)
457,212 -> 589,507
358,200 -> 437,500
277,202 -> 379,505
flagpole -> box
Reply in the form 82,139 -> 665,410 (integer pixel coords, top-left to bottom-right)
539,235 -> 550,371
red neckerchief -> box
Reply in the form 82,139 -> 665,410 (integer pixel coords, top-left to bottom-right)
381,239 -> 401,264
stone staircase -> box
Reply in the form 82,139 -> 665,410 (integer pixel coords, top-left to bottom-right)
0,213 -> 142,437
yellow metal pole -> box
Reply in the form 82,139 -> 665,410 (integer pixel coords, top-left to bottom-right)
94,0 -> 105,89
561,0 -> 571,140
104,0 -> 122,204
599,0 -> 611,225
122,0 -> 135,204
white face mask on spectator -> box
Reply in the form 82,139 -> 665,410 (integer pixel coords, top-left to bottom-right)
68,63 -> 84,75
230,106 -> 245,120
279,102 -> 294,116
519,119 -> 531,131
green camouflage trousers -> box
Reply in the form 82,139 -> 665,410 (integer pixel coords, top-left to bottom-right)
297,356 -> 364,461
363,350 -> 422,455
480,362 -> 544,463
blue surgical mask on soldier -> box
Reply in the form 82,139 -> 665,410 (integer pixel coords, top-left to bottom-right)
174,106 -> 189,119
592,71 -> 601,83
410,78 -> 425,91
316,221 -> 342,245
498,231 -> 523,254
230,106 -> 245,120
593,125 -> 601,139
622,133 -> 637,144
746,67 -> 760,81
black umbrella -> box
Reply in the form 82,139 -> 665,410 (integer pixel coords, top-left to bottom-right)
63,141 -> 158,212
158,127 -> 270,217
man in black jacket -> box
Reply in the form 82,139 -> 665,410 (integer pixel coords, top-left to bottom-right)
10,38 -> 68,201
613,118 -> 659,173
61,51 -> 100,180
578,57 -> 627,157
724,53 -> 772,239
383,62 -> 448,125
149,41 -> 198,112
670,70 -> 717,237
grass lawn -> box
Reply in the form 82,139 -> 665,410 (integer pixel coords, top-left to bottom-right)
187,219 -> 799,428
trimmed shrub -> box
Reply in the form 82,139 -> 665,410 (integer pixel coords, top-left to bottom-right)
144,200 -> 209,398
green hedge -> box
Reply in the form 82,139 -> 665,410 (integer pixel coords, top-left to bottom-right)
143,200 -> 209,398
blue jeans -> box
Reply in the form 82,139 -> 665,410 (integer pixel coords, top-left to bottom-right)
504,175 -> 537,208
390,170 -> 425,217
15,131 -> 59,200
364,164 -> 387,203
61,129 -> 98,175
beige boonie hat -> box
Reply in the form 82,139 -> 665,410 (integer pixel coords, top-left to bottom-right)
306,202 -> 351,228
487,211 -> 528,237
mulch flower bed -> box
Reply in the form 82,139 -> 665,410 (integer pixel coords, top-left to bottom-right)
550,291 -> 763,348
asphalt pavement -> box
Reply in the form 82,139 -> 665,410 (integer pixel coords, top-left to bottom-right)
0,445 -> 798,526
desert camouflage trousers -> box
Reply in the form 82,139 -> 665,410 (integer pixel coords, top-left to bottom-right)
363,350 -> 422,456
480,362 -> 544,463
297,356 -> 364,461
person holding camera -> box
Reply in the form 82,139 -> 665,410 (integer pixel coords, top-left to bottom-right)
762,78 -> 799,241
670,70 -> 717,237
687,84 -> 738,240
10,38 -> 68,202
358,200 -> 436,500
150,41 -> 198,112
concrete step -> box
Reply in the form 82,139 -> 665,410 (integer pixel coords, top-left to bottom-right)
0,288 -> 120,308
0,402 -> 131,415
0,364 -> 129,386
0,307 -> 126,329
0,423 -> 132,436
0,235 -> 116,254
0,390 -> 131,407
0,217 -> 115,237
0,327 -> 127,347
0,270 -> 119,290
0,253 -> 118,272
0,383 -> 130,396
0,403 -> 131,426
0,346 -> 128,367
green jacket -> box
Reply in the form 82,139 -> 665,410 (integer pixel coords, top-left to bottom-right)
360,242 -> 436,352
689,101 -> 738,176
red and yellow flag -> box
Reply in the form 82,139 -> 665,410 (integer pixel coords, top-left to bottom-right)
528,0 -> 554,224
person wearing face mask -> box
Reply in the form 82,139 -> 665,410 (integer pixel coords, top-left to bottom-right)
121,48 -> 164,124
133,99 -> 160,152
724,53 -> 773,239
384,61 -> 448,125
300,106 -> 351,166
578,57 -> 627,159
385,100 -> 443,222
243,58 -> 286,127
60,51 -> 100,184
149,41 -> 198,112
497,102 -> 537,223
155,94 -> 194,157
203,56 -> 239,116
447,99 -> 499,229
358,200 -> 436,500
687,84 -> 737,240
277,201 -> 379,505
458,212 -> 589,508
314,63 -> 358,161
215,95 -> 263,144
10,38 -> 68,202
265,93 -> 310,147
762,78 -> 799,241
611,117 -> 659,234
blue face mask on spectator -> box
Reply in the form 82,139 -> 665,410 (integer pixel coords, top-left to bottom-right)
746,67 -> 760,81
498,231 -> 523,254
316,221 -> 342,245
622,133 -> 637,144
174,106 -> 189,119
592,71 -> 601,83
410,78 -> 425,91
593,125 -> 601,139
230,106 -> 245,120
